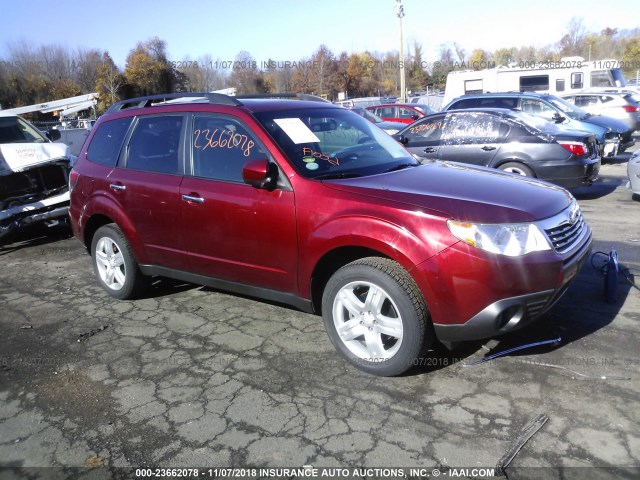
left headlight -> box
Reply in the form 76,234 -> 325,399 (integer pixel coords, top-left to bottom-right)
447,220 -> 551,257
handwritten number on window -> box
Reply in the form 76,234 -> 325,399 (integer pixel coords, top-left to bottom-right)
194,128 -> 255,157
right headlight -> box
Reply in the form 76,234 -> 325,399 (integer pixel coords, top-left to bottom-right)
447,220 -> 551,257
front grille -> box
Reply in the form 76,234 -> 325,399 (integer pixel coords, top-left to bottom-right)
542,203 -> 585,254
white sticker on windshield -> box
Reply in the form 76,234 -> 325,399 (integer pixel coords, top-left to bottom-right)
274,118 -> 320,144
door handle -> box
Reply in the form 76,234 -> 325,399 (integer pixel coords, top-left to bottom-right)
424,147 -> 437,153
481,146 -> 496,151
109,184 -> 126,191
181,194 -> 204,204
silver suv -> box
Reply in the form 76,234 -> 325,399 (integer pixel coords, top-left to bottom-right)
561,90 -> 640,131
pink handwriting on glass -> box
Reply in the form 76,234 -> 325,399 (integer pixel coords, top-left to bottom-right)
302,147 -> 339,165
194,129 -> 254,157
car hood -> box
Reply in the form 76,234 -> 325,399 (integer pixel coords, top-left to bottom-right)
582,114 -> 630,133
323,161 -> 574,223
0,142 -> 70,175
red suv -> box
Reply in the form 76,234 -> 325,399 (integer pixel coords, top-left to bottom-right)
70,93 -> 592,376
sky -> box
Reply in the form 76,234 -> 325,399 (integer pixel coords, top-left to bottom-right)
1,0 -> 638,69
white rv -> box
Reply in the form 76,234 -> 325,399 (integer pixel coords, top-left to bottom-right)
443,58 -> 628,105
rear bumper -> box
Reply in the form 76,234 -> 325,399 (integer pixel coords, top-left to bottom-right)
535,157 -> 600,188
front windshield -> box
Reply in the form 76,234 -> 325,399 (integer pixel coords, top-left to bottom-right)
412,104 -> 435,115
253,107 -> 417,179
547,96 -> 590,120
0,116 -> 48,143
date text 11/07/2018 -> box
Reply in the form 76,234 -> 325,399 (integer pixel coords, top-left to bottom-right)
133,467 -> 498,478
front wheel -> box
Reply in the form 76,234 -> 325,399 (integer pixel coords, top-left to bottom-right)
322,257 -> 432,376
91,224 -> 147,300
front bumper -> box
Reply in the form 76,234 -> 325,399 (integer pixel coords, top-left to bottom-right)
412,212 -> 592,342
0,191 -> 70,240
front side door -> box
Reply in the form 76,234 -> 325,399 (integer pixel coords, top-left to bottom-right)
400,114 -> 446,160
179,113 -> 298,292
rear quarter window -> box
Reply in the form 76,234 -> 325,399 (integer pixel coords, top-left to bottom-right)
86,117 -> 133,167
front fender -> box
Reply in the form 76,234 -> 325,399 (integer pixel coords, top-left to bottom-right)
299,212 -> 454,299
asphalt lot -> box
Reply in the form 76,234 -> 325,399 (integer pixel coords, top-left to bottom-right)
0,148 -> 639,479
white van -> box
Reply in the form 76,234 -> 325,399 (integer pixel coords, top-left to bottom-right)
443,58 -> 628,106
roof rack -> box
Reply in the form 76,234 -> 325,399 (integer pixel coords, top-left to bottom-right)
106,92 -> 242,113
235,93 -> 331,103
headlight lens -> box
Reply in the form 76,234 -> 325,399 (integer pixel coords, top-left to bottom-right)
447,220 -> 551,256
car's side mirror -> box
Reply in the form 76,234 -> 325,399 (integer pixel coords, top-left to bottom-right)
411,114 -> 420,121
393,134 -> 409,145
553,112 -> 566,124
242,159 -> 278,190
47,129 -> 61,141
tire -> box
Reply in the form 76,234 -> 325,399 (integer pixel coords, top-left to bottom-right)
321,257 -> 432,376
91,224 -> 147,300
498,161 -> 535,177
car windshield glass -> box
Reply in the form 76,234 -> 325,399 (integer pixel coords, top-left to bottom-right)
547,97 -> 590,120
0,116 -> 48,143
412,105 -> 434,115
253,107 -> 417,179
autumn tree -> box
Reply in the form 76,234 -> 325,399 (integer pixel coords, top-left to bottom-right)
558,17 -> 587,57
180,54 -> 227,92
228,51 -> 268,94
406,42 -> 428,93
124,37 -> 177,96
95,52 -> 125,112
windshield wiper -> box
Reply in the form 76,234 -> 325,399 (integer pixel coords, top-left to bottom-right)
314,172 -> 363,180
384,162 -> 420,173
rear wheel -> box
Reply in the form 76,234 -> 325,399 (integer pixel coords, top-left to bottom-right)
322,257 -> 432,376
498,161 -> 534,177
91,224 -> 147,300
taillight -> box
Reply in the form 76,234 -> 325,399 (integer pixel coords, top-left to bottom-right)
623,105 -> 639,113
69,170 -> 79,192
559,141 -> 587,156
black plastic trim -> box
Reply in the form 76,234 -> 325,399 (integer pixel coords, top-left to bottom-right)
138,264 -> 314,313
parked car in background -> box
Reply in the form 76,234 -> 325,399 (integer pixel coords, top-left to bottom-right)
348,107 -> 405,134
0,114 -> 73,241
628,150 -> 640,198
366,103 -> 437,124
70,92 -> 592,376
395,108 -> 600,189
561,91 -> 640,132
443,92 -> 634,157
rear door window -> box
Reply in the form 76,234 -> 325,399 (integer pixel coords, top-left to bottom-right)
86,117 -> 133,167
442,112 -> 503,145
125,115 -> 184,175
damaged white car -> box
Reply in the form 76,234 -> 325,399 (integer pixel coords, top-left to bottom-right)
0,114 -> 73,241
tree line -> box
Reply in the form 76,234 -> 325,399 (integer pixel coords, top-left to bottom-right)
1,17 -> 638,118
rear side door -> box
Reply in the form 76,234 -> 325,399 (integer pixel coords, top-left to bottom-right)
437,112 -> 503,166
107,114 -> 189,270
178,113 -> 298,292
400,114 -> 446,160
